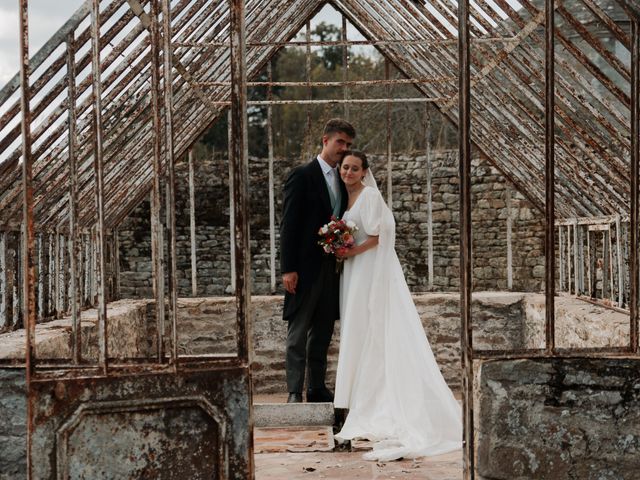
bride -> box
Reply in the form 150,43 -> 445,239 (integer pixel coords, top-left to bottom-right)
333,150 -> 462,461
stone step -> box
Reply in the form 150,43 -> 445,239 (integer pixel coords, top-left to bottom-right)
254,426 -> 335,453
253,402 -> 334,428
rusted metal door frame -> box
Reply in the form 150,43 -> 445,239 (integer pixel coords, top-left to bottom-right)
21,0 -> 254,478
459,2 -> 640,478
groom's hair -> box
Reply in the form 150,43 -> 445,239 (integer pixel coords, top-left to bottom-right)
340,150 -> 369,170
323,118 -> 356,139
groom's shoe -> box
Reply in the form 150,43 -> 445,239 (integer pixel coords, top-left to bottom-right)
287,392 -> 303,403
306,387 -> 334,403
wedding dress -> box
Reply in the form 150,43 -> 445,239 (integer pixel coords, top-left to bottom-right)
334,174 -> 462,461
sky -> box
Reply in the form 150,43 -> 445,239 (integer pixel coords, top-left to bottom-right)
0,0 -> 85,86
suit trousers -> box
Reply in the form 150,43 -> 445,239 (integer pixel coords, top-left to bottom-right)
285,258 -> 338,393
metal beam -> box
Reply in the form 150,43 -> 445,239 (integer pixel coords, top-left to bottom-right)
632,19 -> 639,353
91,0 -> 108,374
544,0 -> 556,354
458,0 -> 474,478
161,0 -> 178,367
188,150 -> 198,296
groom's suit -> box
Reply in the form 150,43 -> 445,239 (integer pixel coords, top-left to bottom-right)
280,157 -> 348,394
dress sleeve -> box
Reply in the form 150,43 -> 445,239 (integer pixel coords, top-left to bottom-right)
359,187 -> 385,236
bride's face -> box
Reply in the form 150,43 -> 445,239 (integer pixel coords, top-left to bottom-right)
340,155 -> 366,187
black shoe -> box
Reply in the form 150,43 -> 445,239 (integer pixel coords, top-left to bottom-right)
287,392 -> 303,403
306,387 -> 334,403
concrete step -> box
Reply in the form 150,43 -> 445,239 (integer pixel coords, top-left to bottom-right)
253,402 -> 334,428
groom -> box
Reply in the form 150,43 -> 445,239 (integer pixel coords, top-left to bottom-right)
280,118 -> 355,403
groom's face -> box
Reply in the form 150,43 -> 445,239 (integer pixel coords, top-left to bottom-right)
322,132 -> 353,167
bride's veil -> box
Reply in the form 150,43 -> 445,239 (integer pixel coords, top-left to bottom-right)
362,168 -> 378,191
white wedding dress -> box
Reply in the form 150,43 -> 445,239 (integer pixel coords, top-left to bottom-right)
334,182 -> 462,461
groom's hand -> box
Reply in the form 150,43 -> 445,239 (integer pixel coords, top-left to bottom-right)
283,272 -> 298,294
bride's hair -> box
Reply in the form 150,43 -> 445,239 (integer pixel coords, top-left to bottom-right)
340,150 -> 369,170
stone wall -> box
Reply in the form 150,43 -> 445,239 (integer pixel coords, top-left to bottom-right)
0,369 -> 26,480
117,151 -> 545,297
0,293 -> 628,393
477,358 -> 640,480
0,293 -> 632,477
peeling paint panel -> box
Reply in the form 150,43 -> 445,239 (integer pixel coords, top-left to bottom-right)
29,367 -> 252,479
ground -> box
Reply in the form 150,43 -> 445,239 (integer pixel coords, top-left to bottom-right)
253,394 -> 463,479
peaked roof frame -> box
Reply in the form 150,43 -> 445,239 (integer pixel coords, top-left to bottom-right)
0,0 -> 637,233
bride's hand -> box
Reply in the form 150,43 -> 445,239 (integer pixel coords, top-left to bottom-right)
337,246 -> 357,259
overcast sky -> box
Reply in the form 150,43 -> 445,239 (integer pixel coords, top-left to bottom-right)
0,0 -> 84,86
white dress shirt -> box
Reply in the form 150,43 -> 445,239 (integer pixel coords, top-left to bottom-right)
317,155 -> 339,200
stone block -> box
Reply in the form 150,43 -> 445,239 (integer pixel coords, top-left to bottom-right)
477,358 -> 640,480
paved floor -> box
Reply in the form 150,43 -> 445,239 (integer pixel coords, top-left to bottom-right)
255,450 -> 463,479
253,394 -> 463,479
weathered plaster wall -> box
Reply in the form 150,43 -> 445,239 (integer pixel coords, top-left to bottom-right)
118,152 -> 545,298
0,300 -> 151,361
0,294 -> 633,478
477,358 -> 640,480
0,369 -> 25,480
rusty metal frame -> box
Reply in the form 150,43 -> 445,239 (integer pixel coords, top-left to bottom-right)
1,0 -> 635,232
4,2 -> 640,478
544,0 -> 556,355
631,17 -> 639,353
91,0 -> 109,375
458,0 -> 473,477
18,2 -> 35,478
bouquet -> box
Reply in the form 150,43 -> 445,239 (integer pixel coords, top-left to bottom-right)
318,216 -> 358,272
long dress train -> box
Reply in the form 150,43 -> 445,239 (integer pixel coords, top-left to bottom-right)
334,185 -> 462,461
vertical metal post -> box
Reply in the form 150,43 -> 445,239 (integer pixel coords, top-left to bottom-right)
506,188 -> 513,290
0,232 -> 6,329
91,0 -> 108,373
590,229 -> 597,297
305,21 -> 312,160
458,0 -> 474,477
113,230 -> 120,300
602,231 -> 609,299
608,229 -> 614,302
59,235 -> 66,313
14,236 -> 21,327
573,220 -> 579,296
230,0 -> 252,364
631,19 -> 639,352
616,215 -> 624,308
54,231 -> 60,316
228,110 -> 236,291
559,225 -> 564,291
48,233 -> 54,314
150,0 -> 165,362
577,224 -> 585,293
4,232 -> 18,325
230,1 -> 255,472
586,228 -> 592,296
68,31 -> 81,363
342,15 -> 349,119
267,60 -> 276,294
161,0 -> 178,366
84,233 -> 91,306
426,107 -> 434,289
19,0 -> 36,475
188,150 -> 198,296
385,59 -> 392,208
545,0 -> 556,353
566,225 -> 571,294
37,234 -> 43,323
